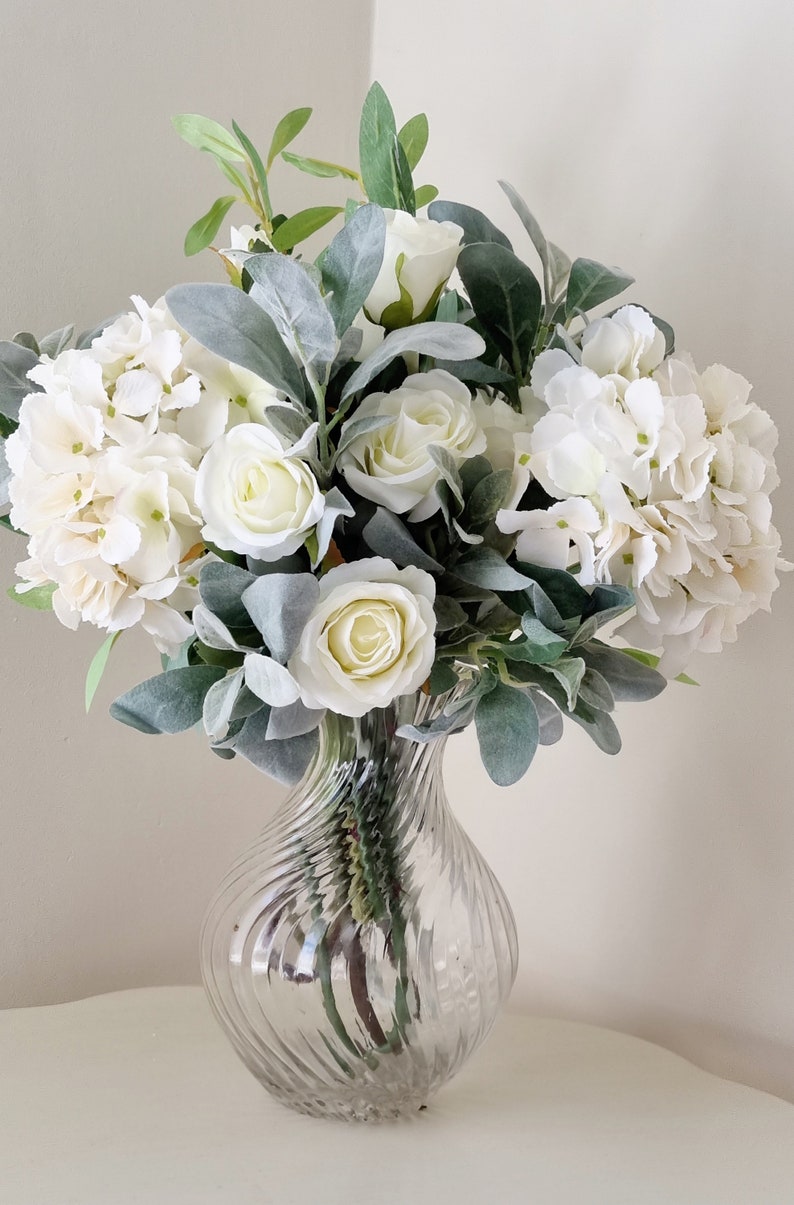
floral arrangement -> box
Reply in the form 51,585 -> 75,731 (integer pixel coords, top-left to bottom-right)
0,85 -> 786,789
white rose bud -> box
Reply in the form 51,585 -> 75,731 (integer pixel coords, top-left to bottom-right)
338,369 -> 486,522
195,423 -> 324,560
288,558 -> 437,717
364,210 -> 463,328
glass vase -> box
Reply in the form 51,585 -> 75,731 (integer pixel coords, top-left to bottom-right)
200,688 -> 518,1121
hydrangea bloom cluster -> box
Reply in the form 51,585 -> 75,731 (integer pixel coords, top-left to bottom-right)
496,306 -> 785,674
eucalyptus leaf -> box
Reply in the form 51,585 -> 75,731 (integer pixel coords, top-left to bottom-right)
172,114 -> 245,162
245,253 -> 337,378
242,572 -> 320,663
165,283 -> 305,402
414,185 -> 439,209
397,113 -> 428,170
84,631 -> 121,713
322,203 -> 387,335
457,243 -> 542,378
0,340 -> 41,420
475,682 -> 539,786
565,258 -> 634,318
38,324 -> 75,358
341,321 -> 485,402
359,81 -> 401,209
270,206 -> 344,253
361,507 -> 443,572
267,106 -> 312,169
392,134 -> 416,215
281,151 -> 360,181
110,665 -> 225,735
184,195 -> 237,257
234,708 -> 319,784
428,200 -> 513,250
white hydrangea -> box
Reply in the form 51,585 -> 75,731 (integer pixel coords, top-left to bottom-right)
497,327 -> 787,675
6,296 -> 296,653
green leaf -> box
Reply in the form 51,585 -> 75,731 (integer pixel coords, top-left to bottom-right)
393,135 -> 416,215
267,106 -> 312,169
281,151 -> 360,181
322,203 -> 387,336
242,573 -> 320,663
245,253 -> 338,377
359,81 -> 401,208
570,704 -> 622,754
455,547 -> 535,592
434,595 -> 468,631
270,206 -> 344,253
514,614 -> 569,663
210,155 -> 251,198
428,200 -> 512,250
12,332 -> 38,353
565,258 -> 634,318
517,561 -> 591,621
457,242 -> 542,379
361,507 -> 443,572
184,195 -> 237,257
38,324 -> 74,358
414,184 -> 439,209
172,114 -> 245,162
428,445 -> 463,508
76,314 -> 124,351
165,283 -> 306,402
110,665 -> 226,735
7,582 -> 56,610
233,708 -> 319,784
475,682 -> 539,786
199,561 -> 257,628
466,468 -> 513,529
232,119 -> 272,221
0,512 -> 23,534
85,631 -> 122,713
578,667 -> 615,713
581,642 -> 666,702
546,656 -> 586,709
0,340 -> 41,421
335,413 -> 396,460
428,659 -> 459,695
340,321 -> 485,402
397,113 -> 428,170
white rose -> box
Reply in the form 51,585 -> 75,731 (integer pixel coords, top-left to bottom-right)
196,422 -> 324,560
288,558 -> 436,717
364,210 -> 463,327
338,369 -> 486,521
580,305 -> 666,381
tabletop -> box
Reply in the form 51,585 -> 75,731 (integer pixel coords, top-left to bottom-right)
2,986 -> 794,1204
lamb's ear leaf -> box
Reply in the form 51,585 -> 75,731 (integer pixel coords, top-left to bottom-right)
109,666 -> 226,735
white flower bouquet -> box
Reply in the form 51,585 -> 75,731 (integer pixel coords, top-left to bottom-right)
0,84 -> 787,789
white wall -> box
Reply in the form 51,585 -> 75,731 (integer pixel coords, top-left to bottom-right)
0,0 -> 372,1004
2,0 -> 793,1110
373,0 -> 794,1101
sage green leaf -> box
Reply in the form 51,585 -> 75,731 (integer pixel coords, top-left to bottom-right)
546,656 -> 586,709
428,445 -> 463,507
428,659 -> 459,694
322,203 -> 387,335
414,185 -> 439,209
7,582 -> 55,610
359,81 -> 401,208
245,253 -> 337,378
362,507 -> 443,572
12,332 -> 38,353
270,206 -> 344,253
457,243 -> 542,378
244,653 -> 301,707
475,681 -> 539,786
110,665 -> 226,735
570,704 -> 622,754
466,468 -> 512,529
397,113 -> 428,170
203,667 -> 245,740
578,666 -> 615,713
580,642 -> 666,702
281,151 -> 360,181
498,180 -> 550,274
267,106 -> 312,169
210,156 -> 250,199
165,283 -> 305,402
428,200 -> 512,250
397,708 -> 472,744
199,561 -> 257,627
434,358 -> 515,389
454,547 -> 534,592
76,314 -> 124,350
393,135 -> 416,215
434,595 -> 468,631
84,631 -> 121,713
0,440 -> 11,507
232,119 -> 271,220
184,195 -> 237,257
517,561 -> 591,620
529,688 -> 564,745
234,708 -> 319,784
547,242 -> 572,296
514,614 -> 569,662
192,604 -> 251,653
38,324 -> 75,358
172,114 -> 245,162
335,413 -> 396,460
340,321 -> 485,402
266,698 -> 325,741
0,340 -> 41,420
242,572 -> 320,664
564,258 -> 634,318
312,486 -> 355,567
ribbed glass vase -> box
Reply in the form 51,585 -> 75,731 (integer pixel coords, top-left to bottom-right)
200,689 -> 518,1121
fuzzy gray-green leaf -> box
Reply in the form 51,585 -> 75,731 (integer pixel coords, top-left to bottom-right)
475,682 -> 539,786
110,665 -> 226,735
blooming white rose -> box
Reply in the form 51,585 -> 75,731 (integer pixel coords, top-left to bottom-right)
196,422 -> 324,560
338,369 -> 486,521
364,210 -> 463,327
288,558 -> 436,717
580,305 -> 666,381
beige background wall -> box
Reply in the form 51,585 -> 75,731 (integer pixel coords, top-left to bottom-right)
2,0 -> 793,1104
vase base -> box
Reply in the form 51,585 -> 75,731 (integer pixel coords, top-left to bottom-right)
265,1085 -> 431,1123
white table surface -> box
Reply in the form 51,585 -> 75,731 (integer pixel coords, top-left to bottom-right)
2,987 -> 794,1204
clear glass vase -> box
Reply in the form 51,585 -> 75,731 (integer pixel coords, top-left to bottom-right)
200,689 -> 518,1121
